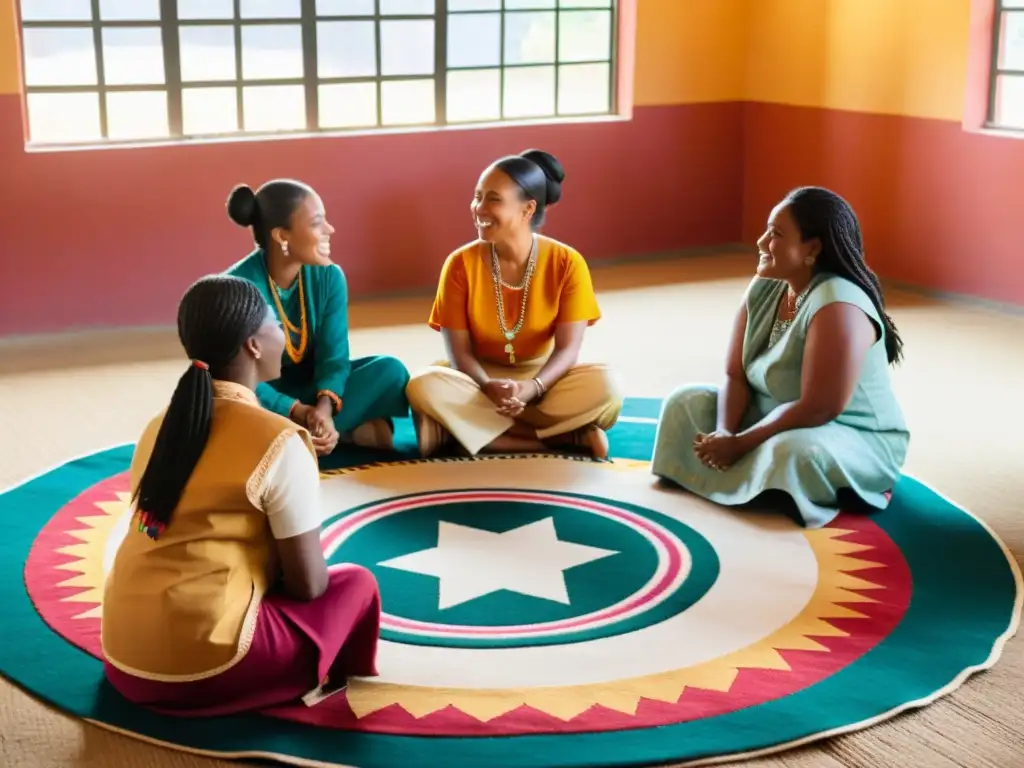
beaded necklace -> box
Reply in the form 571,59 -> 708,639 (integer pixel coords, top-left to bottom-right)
768,282 -> 812,348
490,236 -> 537,365
268,271 -> 309,364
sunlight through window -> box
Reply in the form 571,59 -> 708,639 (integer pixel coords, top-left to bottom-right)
17,0 -> 619,146
991,0 -> 1024,129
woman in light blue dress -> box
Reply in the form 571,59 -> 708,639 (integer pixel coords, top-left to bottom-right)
651,186 -> 910,528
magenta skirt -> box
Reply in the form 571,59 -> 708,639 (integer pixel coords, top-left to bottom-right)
103,564 -> 381,716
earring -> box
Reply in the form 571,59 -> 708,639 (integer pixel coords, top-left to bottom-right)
282,242 -> 289,257
804,257 -> 815,266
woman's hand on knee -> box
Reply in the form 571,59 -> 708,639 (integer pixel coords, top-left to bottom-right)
306,405 -> 334,437
290,403 -> 339,455
496,379 -> 540,417
482,379 -> 516,407
310,431 -> 339,456
693,430 -> 748,471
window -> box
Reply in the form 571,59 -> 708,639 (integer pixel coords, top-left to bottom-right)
17,0 -> 619,146
990,0 -> 1024,129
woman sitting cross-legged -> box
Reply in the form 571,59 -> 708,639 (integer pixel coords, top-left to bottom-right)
225,178 -> 410,455
406,149 -> 623,459
102,275 -> 381,715
651,186 -> 911,528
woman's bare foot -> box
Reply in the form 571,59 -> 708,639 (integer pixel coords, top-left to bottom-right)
544,425 -> 609,459
575,425 -> 609,459
413,411 -> 447,457
351,419 -> 394,451
481,434 -> 548,453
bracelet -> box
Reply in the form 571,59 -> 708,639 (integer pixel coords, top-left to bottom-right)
532,376 -> 547,397
316,390 -> 343,415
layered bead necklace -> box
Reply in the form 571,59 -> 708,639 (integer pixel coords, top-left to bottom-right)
490,236 -> 537,365
268,272 -> 309,364
768,282 -> 811,348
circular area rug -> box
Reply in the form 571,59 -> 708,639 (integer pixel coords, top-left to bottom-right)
0,397 -> 1019,768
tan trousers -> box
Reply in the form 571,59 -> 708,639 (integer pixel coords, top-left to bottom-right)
405,359 -> 624,455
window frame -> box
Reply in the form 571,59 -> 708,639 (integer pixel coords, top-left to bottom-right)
17,0 -> 622,148
987,0 -> 1024,130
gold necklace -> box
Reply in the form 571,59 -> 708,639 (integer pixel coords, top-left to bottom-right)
268,272 -> 308,364
491,237 -> 537,364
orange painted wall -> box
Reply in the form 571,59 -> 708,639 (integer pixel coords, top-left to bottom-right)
0,0 -> 16,95
742,0 -> 1024,304
744,0 -> 970,121
633,0 -> 746,105
0,0 -> 749,335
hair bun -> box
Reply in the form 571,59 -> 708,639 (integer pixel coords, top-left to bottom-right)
226,184 -> 258,227
520,149 -> 564,205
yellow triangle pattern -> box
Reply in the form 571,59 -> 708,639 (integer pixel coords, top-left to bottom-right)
48,481 -> 892,722
51,492 -> 130,619
346,526 -> 891,722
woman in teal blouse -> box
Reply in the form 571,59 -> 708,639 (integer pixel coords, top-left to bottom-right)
224,179 -> 410,454
652,186 -> 910,528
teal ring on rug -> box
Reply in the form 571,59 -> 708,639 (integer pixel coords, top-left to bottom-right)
0,396 -> 1019,768
325,488 -> 720,649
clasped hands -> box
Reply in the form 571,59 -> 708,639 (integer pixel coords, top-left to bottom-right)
693,430 -> 750,472
482,378 -> 540,418
292,402 -> 340,455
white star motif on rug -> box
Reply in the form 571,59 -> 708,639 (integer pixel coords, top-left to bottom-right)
377,517 -> 619,610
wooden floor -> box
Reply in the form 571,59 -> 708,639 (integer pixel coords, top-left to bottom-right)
0,253 -> 1021,768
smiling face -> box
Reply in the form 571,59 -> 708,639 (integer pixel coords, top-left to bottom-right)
470,165 -> 536,244
755,202 -> 820,281
271,192 -> 335,266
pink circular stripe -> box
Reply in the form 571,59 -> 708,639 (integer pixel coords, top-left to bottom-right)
379,493 -> 683,636
319,490 -> 687,637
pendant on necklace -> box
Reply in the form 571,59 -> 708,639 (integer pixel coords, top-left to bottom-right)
504,343 -> 514,353
504,331 -> 515,340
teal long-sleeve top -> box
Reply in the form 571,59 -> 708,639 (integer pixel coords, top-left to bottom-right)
225,249 -> 353,417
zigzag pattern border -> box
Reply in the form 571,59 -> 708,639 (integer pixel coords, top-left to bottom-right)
319,451 -> 608,478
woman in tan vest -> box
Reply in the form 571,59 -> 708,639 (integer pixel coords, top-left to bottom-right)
102,274 -> 381,714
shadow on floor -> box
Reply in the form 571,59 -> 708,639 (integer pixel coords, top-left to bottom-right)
0,251 -> 962,377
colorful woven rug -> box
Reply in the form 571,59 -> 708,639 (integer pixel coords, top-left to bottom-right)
1,397 -> 1019,768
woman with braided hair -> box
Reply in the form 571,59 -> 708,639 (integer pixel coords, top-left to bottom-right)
101,274 -> 381,714
652,186 -> 910,528
225,178 -> 411,455
406,149 -> 623,459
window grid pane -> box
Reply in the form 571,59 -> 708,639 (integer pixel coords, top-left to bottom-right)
17,0 -> 618,144
991,7 -> 1024,130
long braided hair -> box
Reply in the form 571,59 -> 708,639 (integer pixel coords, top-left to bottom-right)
784,186 -> 904,365
133,275 -> 271,538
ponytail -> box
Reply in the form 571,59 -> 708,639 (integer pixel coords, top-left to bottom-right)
132,360 -> 214,539
134,273 -> 272,539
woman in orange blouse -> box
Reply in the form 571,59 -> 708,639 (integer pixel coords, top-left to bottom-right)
406,149 -> 623,458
